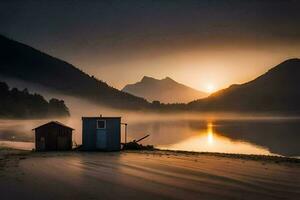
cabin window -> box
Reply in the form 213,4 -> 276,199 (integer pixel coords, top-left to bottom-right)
97,120 -> 106,129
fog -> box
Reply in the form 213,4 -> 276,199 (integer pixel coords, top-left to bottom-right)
1,77 -> 300,157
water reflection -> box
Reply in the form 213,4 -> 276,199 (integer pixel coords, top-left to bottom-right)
0,140 -> 34,150
0,118 -> 299,157
128,119 -> 300,157
156,121 -> 272,156
207,123 -> 214,144
215,120 -> 300,157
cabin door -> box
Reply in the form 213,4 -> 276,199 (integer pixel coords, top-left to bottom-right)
96,130 -> 107,149
39,137 -> 45,151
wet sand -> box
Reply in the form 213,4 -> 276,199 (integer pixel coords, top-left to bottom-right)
0,149 -> 299,200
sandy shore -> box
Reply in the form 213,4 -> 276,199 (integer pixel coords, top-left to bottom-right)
0,149 -> 299,200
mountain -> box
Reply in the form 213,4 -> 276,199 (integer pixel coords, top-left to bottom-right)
188,58 -> 300,113
122,76 -> 208,103
0,35 -> 149,110
0,81 -> 69,118
1,35 -> 299,113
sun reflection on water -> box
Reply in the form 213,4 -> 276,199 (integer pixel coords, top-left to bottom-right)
207,122 -> 214,145
159,121 -> 274,155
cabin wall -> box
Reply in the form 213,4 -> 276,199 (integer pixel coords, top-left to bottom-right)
82,118 -> 121,151
82,119 -> 97,150
106,118 -> 121,151
35,124 -> 72,151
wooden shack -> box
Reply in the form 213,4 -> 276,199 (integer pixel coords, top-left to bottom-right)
33,121 -> 74,151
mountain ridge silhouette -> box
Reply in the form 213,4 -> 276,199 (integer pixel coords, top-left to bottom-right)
123,76 -> 207,103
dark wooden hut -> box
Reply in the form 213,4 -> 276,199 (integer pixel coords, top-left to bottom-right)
33,121 -> 74,151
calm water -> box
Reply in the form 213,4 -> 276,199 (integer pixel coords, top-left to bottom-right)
0,117 -> 299,157
2,78 -> 299,157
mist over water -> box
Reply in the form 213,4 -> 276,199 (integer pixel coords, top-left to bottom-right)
0,77 -> 300,157
1,105 -> 300,157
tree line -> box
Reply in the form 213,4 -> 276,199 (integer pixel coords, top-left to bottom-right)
0,81 -> 70,118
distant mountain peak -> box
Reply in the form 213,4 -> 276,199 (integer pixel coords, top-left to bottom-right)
162,76 -> 176,83
122,76 -> 208,103
141,76 -> 157,82
141,76 -> 175,83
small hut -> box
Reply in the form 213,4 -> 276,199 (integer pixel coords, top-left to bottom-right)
82,116 -> 121,151
33,121 -> 74,151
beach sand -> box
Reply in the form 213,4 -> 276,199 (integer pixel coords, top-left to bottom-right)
0,149 -> 299,200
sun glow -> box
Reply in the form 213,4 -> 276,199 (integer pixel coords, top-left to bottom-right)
205,84 -> 216,93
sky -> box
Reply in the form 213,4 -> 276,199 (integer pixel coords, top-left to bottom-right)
1,0 -> 300,93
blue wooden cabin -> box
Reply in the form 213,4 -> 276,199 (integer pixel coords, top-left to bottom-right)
82,116 -> 121,151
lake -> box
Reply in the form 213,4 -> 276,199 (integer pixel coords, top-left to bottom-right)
128,118 -> 300,157
0,114 -> 299,157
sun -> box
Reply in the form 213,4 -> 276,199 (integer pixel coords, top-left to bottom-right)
205,84 -> 216,93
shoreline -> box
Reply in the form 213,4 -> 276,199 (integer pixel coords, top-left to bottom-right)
148,149 -> 300,163
1,147 -> 299,164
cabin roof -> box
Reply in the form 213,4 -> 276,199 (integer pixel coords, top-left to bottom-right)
32,121 -> 74,131
82,117 -> 121,120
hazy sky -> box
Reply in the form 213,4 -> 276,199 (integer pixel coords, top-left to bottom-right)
1,0 -> 300,92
